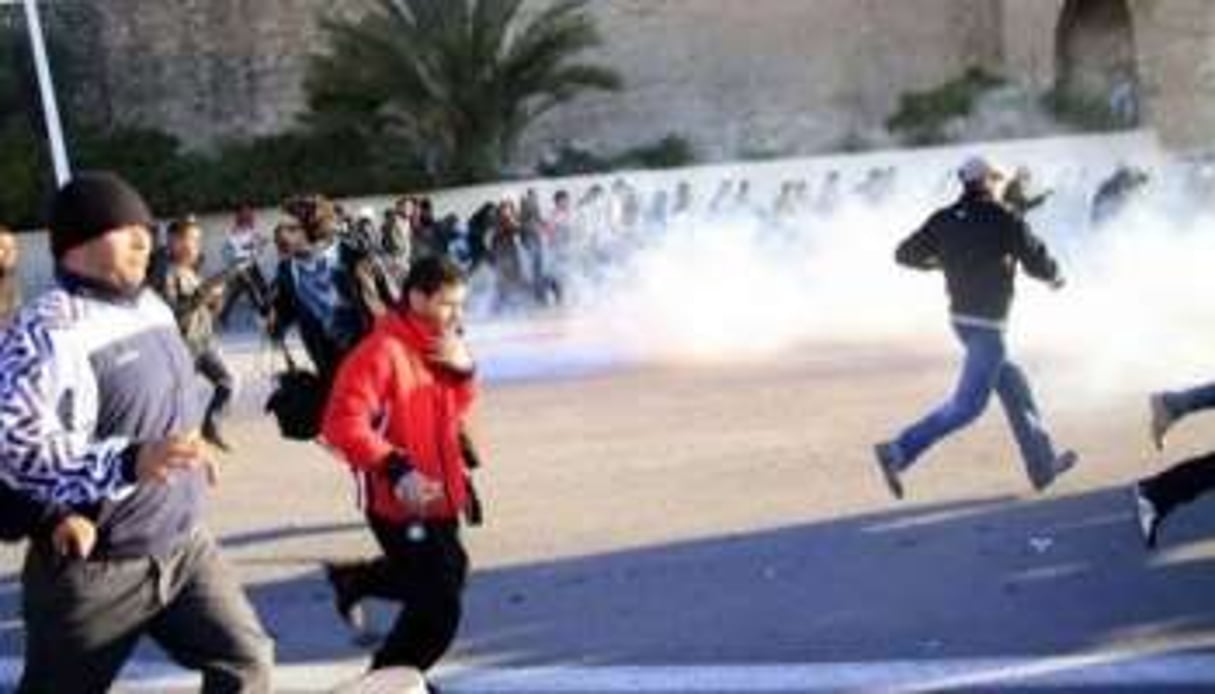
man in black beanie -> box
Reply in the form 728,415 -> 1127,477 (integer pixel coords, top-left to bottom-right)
0,171 -> 273,693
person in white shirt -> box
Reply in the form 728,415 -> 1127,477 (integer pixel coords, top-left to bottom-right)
218,204 -> 271,329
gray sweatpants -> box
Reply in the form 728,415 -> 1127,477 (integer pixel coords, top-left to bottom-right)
18,527 -> 274,693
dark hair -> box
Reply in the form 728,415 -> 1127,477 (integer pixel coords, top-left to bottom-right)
166,215 -> 200,238
282,194 -> 337,243
404,255 -> 466,296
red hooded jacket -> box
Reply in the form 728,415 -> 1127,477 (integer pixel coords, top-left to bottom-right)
321,311 -> 477,523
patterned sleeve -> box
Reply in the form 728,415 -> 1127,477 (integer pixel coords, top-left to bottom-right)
0,304 -> 136,506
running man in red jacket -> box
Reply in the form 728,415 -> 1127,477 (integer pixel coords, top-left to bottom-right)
321,256 -> 478,681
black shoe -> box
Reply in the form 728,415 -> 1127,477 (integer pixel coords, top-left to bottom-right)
1134,483 -> 1164,549
873,442 -> 905,500
1149,393 -> 1176,451
324,562 -> 367,633
202,421 -> 232,453
1031,450 -> 1077,492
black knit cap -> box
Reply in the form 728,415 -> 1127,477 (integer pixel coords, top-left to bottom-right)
48,171 -> 154,258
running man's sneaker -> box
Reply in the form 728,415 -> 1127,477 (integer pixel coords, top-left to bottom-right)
1031,449 -> 1078,492
1134,482 -> 1163,549
1150,393 -> 1176,451
873,442 -> 905,500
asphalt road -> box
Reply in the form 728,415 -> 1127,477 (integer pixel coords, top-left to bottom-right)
2,332 -> 1214,692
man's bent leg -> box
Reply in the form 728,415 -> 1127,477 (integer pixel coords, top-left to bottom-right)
369,522 -> 468,673
894,325 -> 1004,468
19,544 -> 155,694
995,360 -> 1065,489
1141,451 -> 1215,519
147,530 -> 274,694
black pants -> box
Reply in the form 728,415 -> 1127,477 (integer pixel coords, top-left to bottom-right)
218,265 -> 271,328
349,518 -> 468,672
196,346 -> 234,434
1141,451 -> 1215,517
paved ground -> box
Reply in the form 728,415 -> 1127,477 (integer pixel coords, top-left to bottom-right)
2,324 -> 1215,692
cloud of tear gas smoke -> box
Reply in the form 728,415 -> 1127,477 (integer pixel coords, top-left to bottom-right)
581,196 -> 944,363
547,138 -> 1215,400
1021,200 -> 1215,401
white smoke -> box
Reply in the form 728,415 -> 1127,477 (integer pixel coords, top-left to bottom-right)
503,132 -> 1215,402
581,196 -> 943,364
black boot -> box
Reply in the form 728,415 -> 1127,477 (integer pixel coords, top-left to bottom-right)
324,562 -> 368,633
202,418 -> 232,453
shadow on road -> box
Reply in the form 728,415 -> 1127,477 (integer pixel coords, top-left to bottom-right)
1,484 -> 1214,690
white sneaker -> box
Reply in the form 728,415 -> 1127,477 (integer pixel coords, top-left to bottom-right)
1133,483 -> 1162,549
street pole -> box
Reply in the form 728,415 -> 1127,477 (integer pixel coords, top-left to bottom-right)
18,0 -> 71,186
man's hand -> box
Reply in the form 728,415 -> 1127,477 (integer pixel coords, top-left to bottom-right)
136,432 -> 208,483
393,471 -> 444,514
430,332 -> 475,374
205,282 -> 226,306
52,514 -> 96,559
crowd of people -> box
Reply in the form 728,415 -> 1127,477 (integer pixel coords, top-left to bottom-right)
115,152 -> 1179,352
0,150 -> 1214,692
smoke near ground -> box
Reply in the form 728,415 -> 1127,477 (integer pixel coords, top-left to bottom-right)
480,132 -> 1215,403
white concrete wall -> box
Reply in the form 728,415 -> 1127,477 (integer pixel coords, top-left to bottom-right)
9,131 -> 1162,300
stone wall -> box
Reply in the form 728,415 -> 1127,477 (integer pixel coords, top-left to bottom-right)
999,0 -> 1215,152
1129,0 -> 1215,150
44,0 -> 1215,161
61,0 -> 1001,160
48,0 -> 372,143
515,0 -> 1003,162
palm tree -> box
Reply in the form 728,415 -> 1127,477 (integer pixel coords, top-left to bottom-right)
306,0 -> 621,185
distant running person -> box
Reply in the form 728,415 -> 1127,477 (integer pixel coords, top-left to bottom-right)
874,156 -> 1077,499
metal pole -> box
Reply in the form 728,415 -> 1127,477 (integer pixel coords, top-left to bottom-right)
20,0 -> 71,185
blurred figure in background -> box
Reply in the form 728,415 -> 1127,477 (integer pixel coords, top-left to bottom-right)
268,194 -> 393,390
381,199 -> 413,286
0,225 -> 20,327
488,198 -> 530,313
155,216 -> 236,452
218,204 -> 271,330
1003,165 -> 1053,218
1090,163 -> 1150,229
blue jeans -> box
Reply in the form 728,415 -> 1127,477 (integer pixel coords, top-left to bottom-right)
1162,382 -> 1215,421
894,323 -> 1060,485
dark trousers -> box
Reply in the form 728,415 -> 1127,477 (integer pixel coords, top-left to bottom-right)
19,527 -> 273,694
1141,451 -> 1215,517
347,518 -> 468,672
197,346 -> 234,433
218,265 -> 271,328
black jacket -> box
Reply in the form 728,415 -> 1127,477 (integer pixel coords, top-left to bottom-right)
896,190 -> 1061,323
269,237 -> 392,382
